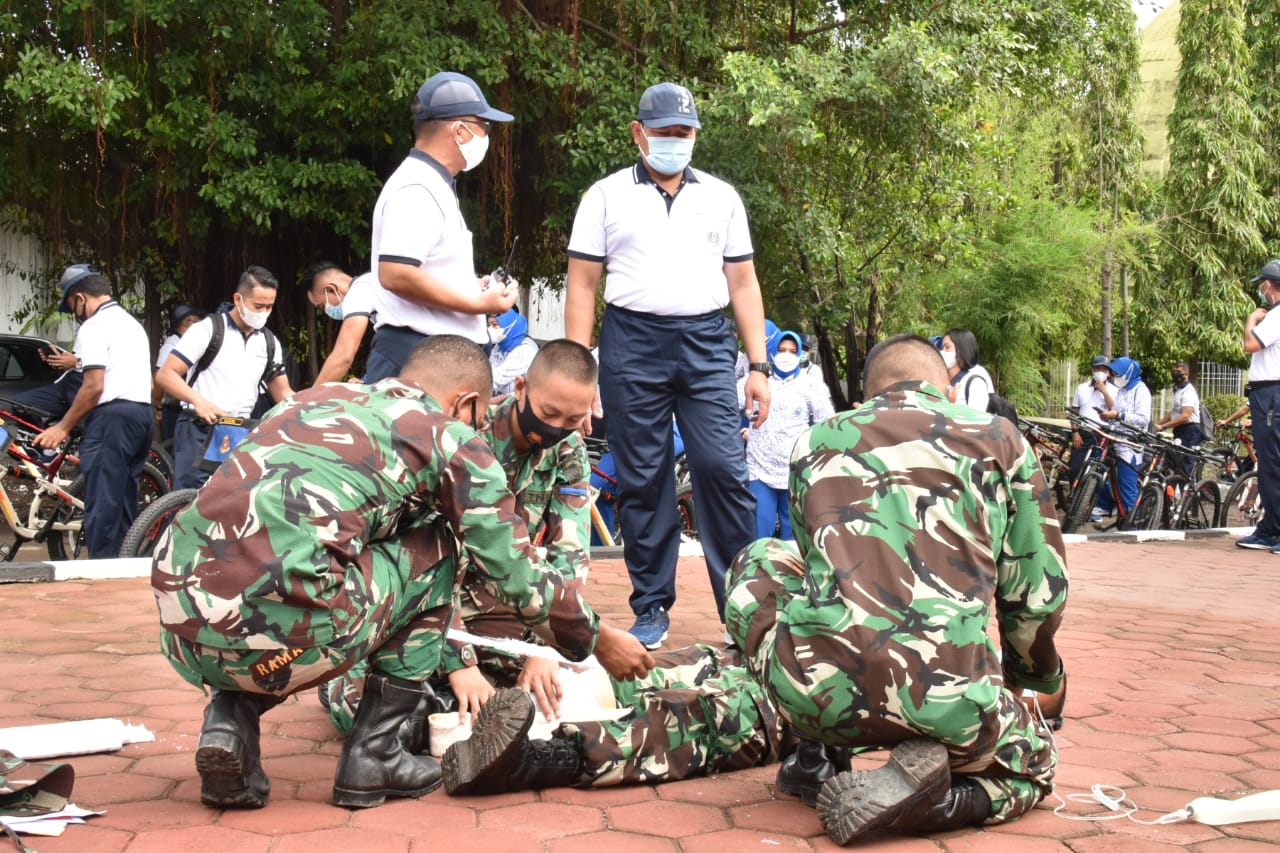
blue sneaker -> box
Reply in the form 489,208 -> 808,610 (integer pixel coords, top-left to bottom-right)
629,606 -> 669,650
1237,533 -> 1278,550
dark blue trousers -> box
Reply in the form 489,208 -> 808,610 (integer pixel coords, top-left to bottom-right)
364,326 -> 427,383
1249,384 -> 1280,536
12,371 -> 83,424
80,400 -> 152,558
173,416 -> 214,491
598,306 -> 754,621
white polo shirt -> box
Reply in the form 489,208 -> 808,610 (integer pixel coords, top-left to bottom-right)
172,311 -> 281,418
75,301 -> 151,405
567,161 -> 755,316
370,150 -> 485,342
1251,308 -> 1280,381
342,272 -> 377,321
1170,382 -> 1200,419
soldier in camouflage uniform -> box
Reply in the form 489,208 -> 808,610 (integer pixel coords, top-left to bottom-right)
725,334 -> 1067,846
320,339 -> 599,732
151,335 -> 652,812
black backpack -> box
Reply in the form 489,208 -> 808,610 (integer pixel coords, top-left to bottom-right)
963,373 -> 1019,424
1198,401 -> 1215,442
186,311 -> 282,393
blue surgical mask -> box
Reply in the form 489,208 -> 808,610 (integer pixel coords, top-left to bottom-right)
325,300 -> 345,322
641,134 -> 695,175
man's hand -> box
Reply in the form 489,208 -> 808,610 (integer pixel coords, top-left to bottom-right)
516,657 -> 563,721
1100,409 -> 1119,421
448,666 -> 497,719
475,278 -> 518,315
593,623 -> 654,681
193,399 -> 228,425
1250,306 -> 1269,325
1071,432 -> 1082,449
743,371 -> 771,427
578,386 -> 603,437
42,350 -> 77,370
32,423 -> 69,451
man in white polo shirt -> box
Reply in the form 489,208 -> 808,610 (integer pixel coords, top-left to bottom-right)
565,82 -> 772,649
303,262 -> 378,385
365,71 -> 519,382
33,264 -> 153,558
1238,259 -> 1280,550
156,265 -> 293,489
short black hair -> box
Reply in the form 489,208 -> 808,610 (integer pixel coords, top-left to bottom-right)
302,261 -> 342,292
403,334 -> 492,393
863,334 -> 948,397
528,339 -> 598,387
238,265 -> 279,295
68,274 -> 112,300
945,328 -> 980,371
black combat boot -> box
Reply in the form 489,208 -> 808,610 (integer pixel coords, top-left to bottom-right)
332,672 -> 443,808
775,737 -> 852,806
443,688 -> 536,796
909,779 -> 992,833
815,738 -> 951,846
195,689 -> 282,809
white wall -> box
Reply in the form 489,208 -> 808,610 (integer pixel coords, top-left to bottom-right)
524,278 -> 566,342
0,226 -> 76,344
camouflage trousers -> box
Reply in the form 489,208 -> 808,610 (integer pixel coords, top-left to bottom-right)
161,526 -> 463,697
725,538 -> 1057,824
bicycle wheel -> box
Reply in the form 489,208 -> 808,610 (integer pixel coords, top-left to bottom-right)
675,480 -> 698,541
147,441 -> 175,487
1178,480 -> 1221,531
1220,471 -> 1262,528
1124,483 -> 1164,531
1062,469 -> 1102,533
1161,475 -> 1191,530
118,488 -> 198,558
47,462 -> 169,561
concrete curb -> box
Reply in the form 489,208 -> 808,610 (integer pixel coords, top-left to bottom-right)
0,528 -> 1249,585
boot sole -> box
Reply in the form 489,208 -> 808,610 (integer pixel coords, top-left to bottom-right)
816,739 -> 950,845
196,732 -> 267,809
443,688 -> 535,795
332,772 -> 443,809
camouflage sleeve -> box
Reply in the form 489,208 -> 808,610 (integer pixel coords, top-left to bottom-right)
996,436 -> 1069,694
436,429 -> 599,661
440,596 -> 477,674
541,439 -> 592,583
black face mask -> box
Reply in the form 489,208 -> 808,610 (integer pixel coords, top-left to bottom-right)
1172,372 -> 1187,386
517,392 -> 574,447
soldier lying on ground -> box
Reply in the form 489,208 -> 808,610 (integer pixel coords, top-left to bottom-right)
150,335 -> 653,812
724,333 -> 1068,845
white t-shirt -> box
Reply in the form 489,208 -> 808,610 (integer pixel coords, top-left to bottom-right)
75,301 -> 151,405
954,365 -> 995,414
1072,380 -> 1114,426
172,311 -> 281,418
1250,308 -> 1280,381
567,162 -> 755,316
1170,382 -> 1200,421
342,273 -> 377,320
370,150 -> 484,342
156,333 -> 180,371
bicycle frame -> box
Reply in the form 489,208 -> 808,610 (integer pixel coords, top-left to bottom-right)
0,422 -> 84,560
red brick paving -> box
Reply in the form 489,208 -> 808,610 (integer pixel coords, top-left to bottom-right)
4,538 -> 1280,850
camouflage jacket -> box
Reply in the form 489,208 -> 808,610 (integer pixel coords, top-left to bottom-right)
443,394 -> 592,670
152,379 -> 599,660
788,381 -> 1067,695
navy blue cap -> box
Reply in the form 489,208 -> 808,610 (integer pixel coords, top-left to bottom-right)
1251,259 -> 1280,283
411,71 -> 513,123
1091,354 -> 1110,368
636,82 -> 701,129
57,264 -> 98,314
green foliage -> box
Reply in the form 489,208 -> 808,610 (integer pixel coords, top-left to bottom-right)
1204,393 -> 1246,424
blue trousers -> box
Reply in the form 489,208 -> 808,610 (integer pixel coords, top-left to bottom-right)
1249,384 -> 1280,537
598,306 -> 754,621
1096,458 -> 1139,515
173,417 -> 214,491
364,326 -> 426,383
1172,423 -> 1202,477
749,480 -> 793,540
12,371 -> 83,424
80,400 -> 152,558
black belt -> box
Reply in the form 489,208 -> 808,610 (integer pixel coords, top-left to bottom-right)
1249,380 -> 1280,391
606,304 -> 724,323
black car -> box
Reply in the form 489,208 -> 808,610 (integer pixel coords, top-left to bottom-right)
0,333 -> 66,399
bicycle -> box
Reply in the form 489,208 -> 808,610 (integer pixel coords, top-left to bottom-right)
0,403 -> 168,560
1062,416 -> 1172,533
584,434 -> 697,547
1019,417 -> 1072,513
119,487 -> 198,558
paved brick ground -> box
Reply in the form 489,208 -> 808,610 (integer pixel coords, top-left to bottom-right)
3,538 -> 1280,851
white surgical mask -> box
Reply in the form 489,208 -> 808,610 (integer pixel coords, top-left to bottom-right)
1113,374 -> 1129,390
488,325 -> 507,346
940,349 -> 957,369
1092,370 -> 1109,383
773,352 -> 800,374
641,134 -> 695,175
239,300 -> 270,331
455,123 -> 490,171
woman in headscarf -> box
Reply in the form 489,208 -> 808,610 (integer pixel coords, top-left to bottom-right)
488,308 -> 538,396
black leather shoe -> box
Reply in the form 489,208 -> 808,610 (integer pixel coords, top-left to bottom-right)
776,738 -> 851,806
332,673 -> 443,808
912,780 -> 992,833
196,690 -> 281,809
816,738 -> 951,845
443,688 -> 536,796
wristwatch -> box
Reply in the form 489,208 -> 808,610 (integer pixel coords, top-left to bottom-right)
748,362 -> 772,377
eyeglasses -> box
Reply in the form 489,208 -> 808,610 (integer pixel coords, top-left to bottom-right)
461,119 -> 491,135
